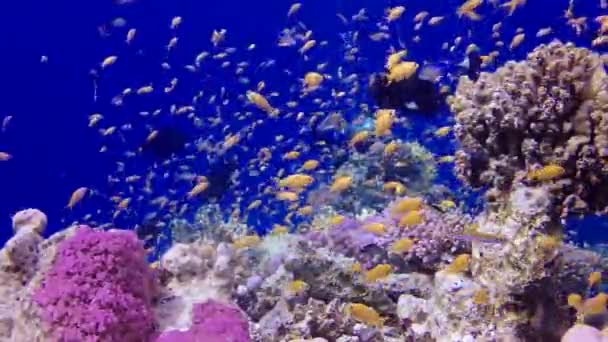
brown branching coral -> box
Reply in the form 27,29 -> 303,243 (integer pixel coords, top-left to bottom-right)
449,40 -> 608,215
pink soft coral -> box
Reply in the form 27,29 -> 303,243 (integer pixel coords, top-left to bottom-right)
155,300 -> 250,342
33,226 -> 157,342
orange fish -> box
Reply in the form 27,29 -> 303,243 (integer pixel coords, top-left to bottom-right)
66,187 -> 89,209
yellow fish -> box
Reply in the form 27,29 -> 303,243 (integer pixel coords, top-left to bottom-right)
349,131 -> 370,147
211,29 -> 227,47
126,28 -> 136,44
438,200 -> 457,211
567,293 -> 583,311
383,181 -> 406,195
299,40 -> 316,55
276,191 -> 299,202
283,151 -> 301,160
330,176 -> 353,193
101,55 -> 118,69
384,141 -> 399,156
297,205 -> 313,216
413,11 -> 429,23
363,222 -> 386,235
247,91 -> 278,116
187,180 -> 209,198
364,264 -> 392,283
472,289 -> 489,305
301,159 -> 320,171
588,271 -> 602,288
501,0 -> 526,16
375,109 -> 395,136
445,254 -> 471,274
167,37 -> 178,50
398,210 -> 424,227
457,0 -> 483,20
271,224 -> 289,235
434,126 -> 451,137
330,215 -> 345,225
509,33 -> 525,50
247,200 -> 262,211
233,235 -> 261,249
279,174 -> 314,190
286,280 -> 308,295
438,155 -> 455,163
66,187 -> 89,209
387,61 -> 418,84
527,164 -> 565,182
346,303 -> 384,328
582,293 -> 608,316
303,72 -> 324,92
287,3 -> 302,17
390,238 -> 414,254
170,16 -> 182,29
386,6 -> 406,22
117,197 -> 131,210
536,234 -> 561,251
391,197 -> 423,215
428,16 -> 444,26
137,85 -> 154,95
386,50 -> 408,71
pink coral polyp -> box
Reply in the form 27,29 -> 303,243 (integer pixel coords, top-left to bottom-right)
156,300 -> 250,342
33,226 -> 157,342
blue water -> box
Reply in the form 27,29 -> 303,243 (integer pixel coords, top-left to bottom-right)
0,0 -> 606,247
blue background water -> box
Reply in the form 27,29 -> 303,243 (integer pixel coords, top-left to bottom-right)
0,0 -> 606,247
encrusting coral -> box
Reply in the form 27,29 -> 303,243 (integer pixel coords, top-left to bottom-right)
307,197 -> 471,271
155,299 -> 250,342
33,226 -> 158,342
448,40 -> 608,216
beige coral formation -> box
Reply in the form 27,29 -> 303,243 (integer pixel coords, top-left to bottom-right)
404,41 -> 608,341
396,185 -> 561,341
0,209 -> 77,341
472,186 -> 558,296
448,41 -> 608,215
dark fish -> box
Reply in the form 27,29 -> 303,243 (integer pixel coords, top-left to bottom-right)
464,50 -> 482,81
368,72 -> 443,113
201,156 -> 239,200
141,126 -> 187,159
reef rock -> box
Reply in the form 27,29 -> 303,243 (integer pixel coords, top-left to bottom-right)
449,41 -> 608,215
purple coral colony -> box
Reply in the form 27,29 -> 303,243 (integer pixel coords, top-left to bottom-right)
2,2 -> 608,342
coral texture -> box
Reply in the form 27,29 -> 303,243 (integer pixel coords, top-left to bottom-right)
449,41 -> 608,214
308,199 -> 471,270
32,226 -> 157,342
11,208 -> 48,234
156,299 -> 250,342
306,141 -> 438,215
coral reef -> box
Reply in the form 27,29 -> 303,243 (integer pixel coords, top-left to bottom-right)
395,184 -> 608,341
449,41 -> 608,215
0,197 -> 606,342
33,226 -> 157,342
561,324 -> 608,342
156,300 -> 250,342
307,141 -> 439,214
0,209 -> 48,340
307,197 -> 471,270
